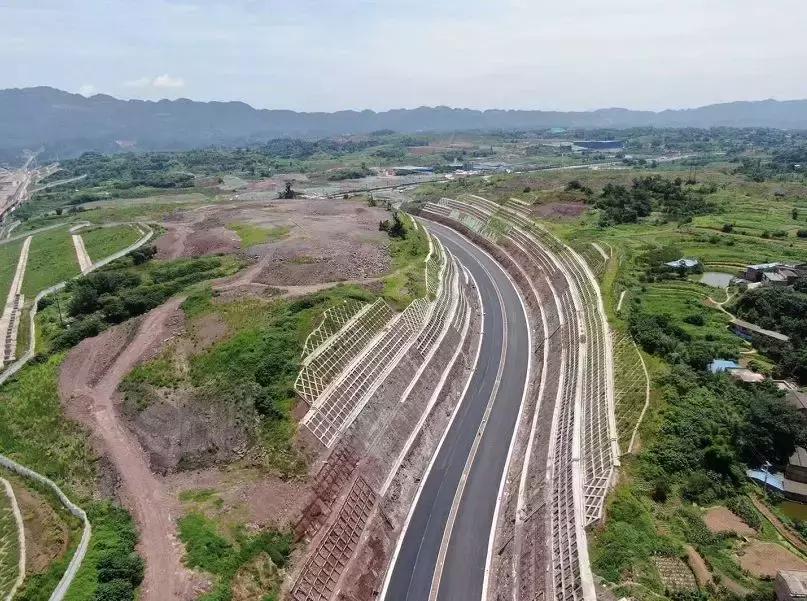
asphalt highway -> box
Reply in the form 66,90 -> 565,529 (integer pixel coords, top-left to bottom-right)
385,221 -> 530,601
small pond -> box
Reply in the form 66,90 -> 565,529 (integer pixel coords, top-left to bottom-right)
779,500 -> 807,522
700,271 -> 734,288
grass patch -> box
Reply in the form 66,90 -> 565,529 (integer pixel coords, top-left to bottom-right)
63,503 -> 143,601
227,222 -> 290,247
382,214 -> 430,310
159,284 -> 376,476
0,354 -> 95,497
178,512 -> 292,601
0,483 -> 21,600
178,489 -> 218,503
21,228 -> 80,298
80,225 -> 143,263
0,239 -> 24,306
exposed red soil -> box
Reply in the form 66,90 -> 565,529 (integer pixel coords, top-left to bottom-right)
167,467 -> 308,530
738,541 -> 807,577
684,545 -> 712,588
156,221 -> 240,260
59,300 -> 203,601
704,506 -> 756,536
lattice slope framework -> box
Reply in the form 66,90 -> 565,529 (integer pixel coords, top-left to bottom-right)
299,228 -> 462,449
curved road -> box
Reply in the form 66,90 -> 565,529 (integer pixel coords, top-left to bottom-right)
385,221 -> 530,601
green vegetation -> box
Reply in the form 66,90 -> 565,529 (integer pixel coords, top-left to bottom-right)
0,239 -> 24,305
0,356 -> 143,600
227,222 -> 290,247
595,176 -> 716,226
129,284 -> 377,476
0,483 -> 21,599
42,250 -> 241,351
381,214 -> 430,310
0,354 -> 95,495
732,276 -> 807,382
64,503 -> 144,601
79,225 -> 143,263
22,228 -> 80,298
178,512 -> 292,601
326,163 -> 372,181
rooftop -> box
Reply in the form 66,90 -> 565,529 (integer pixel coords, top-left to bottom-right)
791,447 -> 807,469
730,368 -> 766,383
709,359 -> 740,374
787,391 -> 807,411
731,318 -> 791,342
666,258 -> 700,269
779,571 -> 807,597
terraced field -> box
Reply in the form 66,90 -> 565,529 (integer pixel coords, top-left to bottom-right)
21,227 -> 79,298
0,240 -> 24,308
80,224 -> 143,263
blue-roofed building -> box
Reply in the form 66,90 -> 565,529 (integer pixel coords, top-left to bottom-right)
747,468 -> 785,491
709,359 -> 740,374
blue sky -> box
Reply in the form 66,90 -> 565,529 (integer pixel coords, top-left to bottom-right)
2,0 -> 806,111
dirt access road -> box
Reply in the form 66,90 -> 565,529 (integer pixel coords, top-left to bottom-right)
60,299 -> 198,601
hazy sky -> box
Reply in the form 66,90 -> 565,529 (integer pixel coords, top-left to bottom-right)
3,0 -> 807,112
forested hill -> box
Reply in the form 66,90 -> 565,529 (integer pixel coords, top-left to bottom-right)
3,86 -> 807,160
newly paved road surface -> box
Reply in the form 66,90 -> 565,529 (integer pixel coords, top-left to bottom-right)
385,221 -> 530,601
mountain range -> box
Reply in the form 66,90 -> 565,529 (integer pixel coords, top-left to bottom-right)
2,86 -> 807,161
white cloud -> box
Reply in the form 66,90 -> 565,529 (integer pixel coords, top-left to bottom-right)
123,76 -> 151,88
124,74 -> 185,89
78,83 -> 96,96
152,74 -> 185,89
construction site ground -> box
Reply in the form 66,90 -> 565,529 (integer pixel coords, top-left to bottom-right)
45,196 -> 426,600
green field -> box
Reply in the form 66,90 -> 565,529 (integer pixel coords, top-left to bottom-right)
0,239 -> 24,307
21,229 -> 80,298
80,225 -> 142,263
381,214 -> 431,310
227,222 -> 290,247
0,481 -> 21,599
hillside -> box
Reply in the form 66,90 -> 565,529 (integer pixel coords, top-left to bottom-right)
2,87 -> 807,160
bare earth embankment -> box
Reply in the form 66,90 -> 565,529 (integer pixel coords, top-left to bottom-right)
59,299 -> 203,601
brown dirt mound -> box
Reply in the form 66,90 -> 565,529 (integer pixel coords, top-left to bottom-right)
156,222 -> 239,260
704,506 -> 756,536
738,541 -> 807,577
125,384 -> 257,474
168,467 -> 308,530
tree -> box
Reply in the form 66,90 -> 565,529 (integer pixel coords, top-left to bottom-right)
279,181 -> 295,199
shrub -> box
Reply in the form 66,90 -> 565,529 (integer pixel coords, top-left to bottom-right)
93,580 -> 134,601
